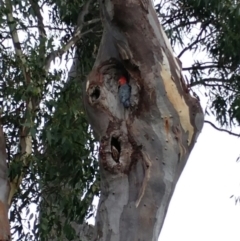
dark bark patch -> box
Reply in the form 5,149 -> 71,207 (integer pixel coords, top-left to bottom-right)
89,85 -> 101,103
144,133 -> 149,140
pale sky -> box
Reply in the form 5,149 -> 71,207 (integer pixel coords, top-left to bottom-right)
159,120 -> 240,241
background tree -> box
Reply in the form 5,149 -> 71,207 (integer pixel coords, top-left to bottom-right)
0,0 -> 239,240
0,0 -> 101,240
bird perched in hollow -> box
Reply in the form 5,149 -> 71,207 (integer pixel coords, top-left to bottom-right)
111,145 -> 120,162
118,76 -> 131,108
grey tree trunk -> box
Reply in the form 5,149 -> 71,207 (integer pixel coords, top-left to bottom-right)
83,0 -> 204,241
0,120 -> 10,241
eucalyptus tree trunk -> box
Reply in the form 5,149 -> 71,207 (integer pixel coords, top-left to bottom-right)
0,121 -> 10,241
83,0 -> 204,240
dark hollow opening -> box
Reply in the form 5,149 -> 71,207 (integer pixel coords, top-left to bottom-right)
90,86 -> 100,101
111,137 -> 121,162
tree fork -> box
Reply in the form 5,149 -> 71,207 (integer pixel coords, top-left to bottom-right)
83,1 -> 204,240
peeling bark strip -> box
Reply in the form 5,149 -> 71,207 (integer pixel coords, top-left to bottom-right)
0,121 -> 10,241
84,0 -> 204,240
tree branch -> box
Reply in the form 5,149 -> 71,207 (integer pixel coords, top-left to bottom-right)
28,0 -> 46,56
183,65 -> 221,71
189,78 -> 239,92
16,25 -> 68,31
205,120 -> 240,137
178,28 -> 212,58
4,0 -> 36,205
189,78 -> 227,87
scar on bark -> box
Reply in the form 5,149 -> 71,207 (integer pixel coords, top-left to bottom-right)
164,116 -> 170,142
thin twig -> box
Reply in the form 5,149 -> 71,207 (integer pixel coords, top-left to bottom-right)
183,64 -> 220,71
178,30 -> 212,58
16,25 -> 68,31
205,120 -> 240,137
84,18 -> 101,26
189,78 -> 227,87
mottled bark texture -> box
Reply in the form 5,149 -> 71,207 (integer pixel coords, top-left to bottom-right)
0,120 -> 10,241
83,1 -> 204,240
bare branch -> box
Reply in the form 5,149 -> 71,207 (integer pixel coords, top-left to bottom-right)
164,20 -> 199,28
205,120 -> 240,137
16,25 -> 66,31
189,78 -> 227,87
183,65 -> 220,71
189,78 -> 239,92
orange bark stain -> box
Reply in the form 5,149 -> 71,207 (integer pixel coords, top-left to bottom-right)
0,201 -> 10,241
164,117 -> 170,141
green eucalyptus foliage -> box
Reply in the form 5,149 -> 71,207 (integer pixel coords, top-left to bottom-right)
38,78 -> 99,240
38,35 -> 101,241
0,0 -> 101,240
